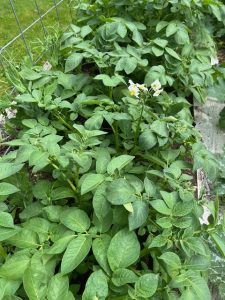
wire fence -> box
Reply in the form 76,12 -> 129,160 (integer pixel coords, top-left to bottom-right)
0,0 -> 73,63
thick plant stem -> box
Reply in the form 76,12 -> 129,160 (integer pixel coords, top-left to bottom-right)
134,102 -> 144,147
113,123 -> 120,152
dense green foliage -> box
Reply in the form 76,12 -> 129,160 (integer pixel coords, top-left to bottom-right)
1,0 -> 225,299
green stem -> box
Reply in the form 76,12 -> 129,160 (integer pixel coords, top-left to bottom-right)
54,112 -> 74,131
112,123 -> 119,152
50,162 -> 77,193
134,102 -> 144,147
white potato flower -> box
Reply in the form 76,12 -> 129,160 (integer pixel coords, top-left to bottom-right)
153,89 -> 163,97
137,83 -> 148,92
211,56 -> 219,66
128,85 -> 139,98
151,79 -> 162,91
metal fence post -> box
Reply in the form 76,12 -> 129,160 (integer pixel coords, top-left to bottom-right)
8,0 -> 33,62
34,0 -> 48,37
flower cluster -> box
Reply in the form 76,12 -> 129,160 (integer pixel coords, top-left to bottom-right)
128,79 -> 163,98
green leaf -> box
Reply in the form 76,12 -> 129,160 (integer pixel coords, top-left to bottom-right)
107,178 -> 136,205
51,187 -> 74,201
124,57 -> 138,74
107,155 -> 135,175
149,235 -> 168,248
60,208 -> 90,232
159,252 -> 181,269
92,235 -> 111,275
132,29 -> 143,46
81,174 -> 105,195
47,274 -> 69,300
20,67 -> 42,80
93,184 -> 111,221
151,120 -> 169,137
172,202 -> 193,217
112,268 -> 138,286
0,163 -> 24,180
211,233 -> 225,258
23,268 -> 42,300
0,252 -> 30,280
7,229 -> 38,249
117,23 -> 127,38
156,21 -> 168,32
166,22 -> 178,37
65,53 -> 83,73
80,25 -> 92,38
96,148 -> 111,174
150,200 -> 171,215
0,212 -> 14,228
0,183 -> 20,196
165,47 -> 181,60
153,38 -> 168,48
0,227 -> 18,242
61,235 -> 92,274
152,46 -> 164,57
46,233 -> 75,254
107,228 -> 140,271
82,270 -> 108,300
128,201 -> 148,230
139,130 -> 157,150
94,74 -> 125,87
135,274 -> 158,298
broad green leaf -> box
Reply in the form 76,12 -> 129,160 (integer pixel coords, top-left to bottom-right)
152,46 -> 164,57
107,178 -> 136,205
150,200 -> 171,215
107,155 -> 135,175
128,201 -> 148,230
165,47 -> 181,60
0,183 -> 20,196
139,130 -> 157,150
166,22 -> 177,37
124,57 -> 138,74
0,228 -> 18,242
47,274 -> 69,300
132,29 -> 143,46
94,74 -> 125,87
123,202 -> 134,213
144,178 -> 156,197
93,184 -> 111,221
92,235 -> 111,275
81,174 -> 105,195
0,163 -> 24,181
112,268 -> 138,286
46,233 -> 75,254
153,38 -> 168,48
0,252 -> 30,280
135,274 -> 158,298
117,23 -> 127,38
159,252 -> 181,269
23,268 -> 42,300
7,229 -> 38,249
51,186 -> 75,201
20,67 -> 42,80
0,212 -> 14,228
82,270 -> 108,300
0,278 -> 21,299
107,229 -> 140,271
61,235 -> 92,274
60,208 -> 90,232
96,148 -> 111,174
172,202 -> 193,217
151,120 -> 168,137
65,53 -> 83,73
149,235 -> 168,248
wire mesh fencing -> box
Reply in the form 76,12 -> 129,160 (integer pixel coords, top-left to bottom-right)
0,0 -> 74,63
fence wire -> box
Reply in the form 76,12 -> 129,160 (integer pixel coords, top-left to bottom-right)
0,0 -> 73,62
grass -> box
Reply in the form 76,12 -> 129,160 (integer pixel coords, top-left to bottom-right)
0,0 -> 74,97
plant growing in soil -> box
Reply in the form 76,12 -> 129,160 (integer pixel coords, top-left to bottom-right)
1,0 -> 225,299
